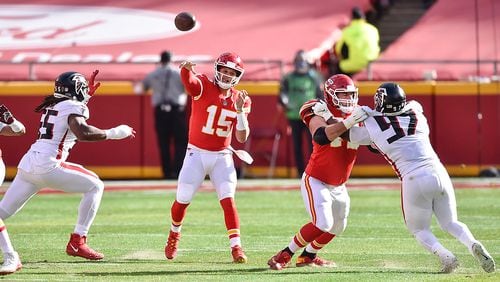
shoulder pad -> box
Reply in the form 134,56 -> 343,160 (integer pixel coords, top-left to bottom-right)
299,99 -> 320,125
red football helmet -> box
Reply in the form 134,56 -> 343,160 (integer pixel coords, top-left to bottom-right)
324,74 -> 358,114
214,52 -> 244,89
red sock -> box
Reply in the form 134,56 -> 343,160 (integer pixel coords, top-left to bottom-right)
220,197 -> 240,239
171,200 -> 189,226
310,232 -> 336,251
293,222 -> 324,248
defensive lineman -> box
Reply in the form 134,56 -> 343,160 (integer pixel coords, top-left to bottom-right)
0,70 -> 135,275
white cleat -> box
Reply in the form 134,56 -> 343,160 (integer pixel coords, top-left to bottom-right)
440,253 -> 459,273
472,243 -> 495,273
0,251 -> 22,275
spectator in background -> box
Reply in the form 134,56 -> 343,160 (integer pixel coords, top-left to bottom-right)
332,7 -> 380,77
143,51 -> 188,179
278,50 -> 322,177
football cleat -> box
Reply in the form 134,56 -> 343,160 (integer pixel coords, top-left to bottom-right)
66,233 -> 104,260
472,243 -> 495,273
296,255 -> 337,268
267,250 -> 292,270
231,245 -> 247,263
439,253 -> 459,273
165,231 -> 181,260
0,252 -> 22,275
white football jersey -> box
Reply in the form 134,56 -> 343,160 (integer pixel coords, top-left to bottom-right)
351,101 -> 440,179
18,99 -> 89,173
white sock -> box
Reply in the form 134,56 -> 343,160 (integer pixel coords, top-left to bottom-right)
230,237 -> 241,248
0,230 -> 14,254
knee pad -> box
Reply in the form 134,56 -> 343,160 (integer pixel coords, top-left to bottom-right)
0,206 -> 12,221
176,183 -> 197,203
330,217 -> 347,235
315,218 -> 334,232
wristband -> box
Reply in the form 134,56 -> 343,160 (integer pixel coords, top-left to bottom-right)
236,112 -> 248,131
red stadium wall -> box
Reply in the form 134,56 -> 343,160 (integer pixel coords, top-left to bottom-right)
0,81 -> 497,179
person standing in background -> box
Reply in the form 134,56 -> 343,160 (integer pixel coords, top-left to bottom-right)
143,51 -> 188,179
278,50 -> 323,177
332,7 -> 380,77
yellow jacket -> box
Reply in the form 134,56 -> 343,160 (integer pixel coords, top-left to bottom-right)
335,19 -> 380,73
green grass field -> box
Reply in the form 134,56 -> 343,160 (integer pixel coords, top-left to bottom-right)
2,180 -> 499,281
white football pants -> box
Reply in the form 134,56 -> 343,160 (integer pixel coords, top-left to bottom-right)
402,164 -> 477,254
0,162 -> 104,236
300,174 -> 350,234
176,146 -> 237,203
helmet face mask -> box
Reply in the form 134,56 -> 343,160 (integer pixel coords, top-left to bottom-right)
324,74 -> 358,114
54,72 -> 91,104
374,82 -> 406,114
214,52 -> 244,89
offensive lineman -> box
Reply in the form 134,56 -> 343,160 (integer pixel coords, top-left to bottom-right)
268,74 -> 368,270
0,71 -> 135,275
348,82 -> 495,273
164,52 -> 251,263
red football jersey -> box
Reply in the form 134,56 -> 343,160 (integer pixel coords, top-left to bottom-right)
303,106 -> 359,186
181,68 -> 251,151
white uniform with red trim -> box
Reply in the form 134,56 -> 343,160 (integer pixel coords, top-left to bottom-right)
0,99 -> 104,236
349,101 -> 478,256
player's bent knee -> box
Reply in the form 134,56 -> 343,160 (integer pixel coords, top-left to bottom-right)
0,206 -> 13,221
176,183 -> 197,203
315,219 -> 334,232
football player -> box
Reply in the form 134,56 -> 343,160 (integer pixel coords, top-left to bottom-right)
164,52 -> 251,263
268,74 -> 368,270
348,82 -> 495,273
0,104 -> 26,275
0,71 -> 135,275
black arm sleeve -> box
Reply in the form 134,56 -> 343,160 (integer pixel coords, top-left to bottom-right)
313,126 -> 331,145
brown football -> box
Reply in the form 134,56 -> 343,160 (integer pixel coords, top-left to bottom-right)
174,12 -> 196,31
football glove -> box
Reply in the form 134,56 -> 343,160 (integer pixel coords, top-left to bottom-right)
0,104 -> 14,124
88,70 -> 101,96
342,106 -> 368,129
312,100 -> 333,121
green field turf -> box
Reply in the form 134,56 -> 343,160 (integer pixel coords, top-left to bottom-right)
2,183 -> 499,281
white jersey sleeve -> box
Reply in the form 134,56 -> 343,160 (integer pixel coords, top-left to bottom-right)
19,100 -> 90,173
349,126 -> 372,146
362,101 -> 441,179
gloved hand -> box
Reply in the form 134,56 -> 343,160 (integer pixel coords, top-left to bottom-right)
105,125 -> 136,140
0,104 -> 24,132
0,104 -> 14,124
88,70 -> 101,96
312,100 -> 333,121
342,106 -> 368,129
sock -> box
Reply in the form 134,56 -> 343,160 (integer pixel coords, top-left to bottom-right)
170,200 -> 189,232
74,184 -> 104,236
288,222 -> 324,253
220,197 -> 241,247
0,220 -> 14,254
305,232 -> 336,254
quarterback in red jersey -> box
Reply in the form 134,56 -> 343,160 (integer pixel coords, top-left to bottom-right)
165,52 -> 251,263
268,74 -> 368,270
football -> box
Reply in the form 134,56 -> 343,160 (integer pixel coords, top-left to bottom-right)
174,12 -> 196,31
